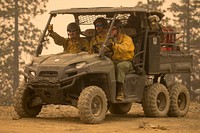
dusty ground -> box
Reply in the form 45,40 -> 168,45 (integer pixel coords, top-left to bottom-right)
0,102 -> 200,133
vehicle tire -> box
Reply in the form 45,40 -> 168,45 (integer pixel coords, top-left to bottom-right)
168,83 -> 190,117
109,103 -> 132,114
77,86 -> 107,124
142,83 -> 170,117
13,82 -> 42,117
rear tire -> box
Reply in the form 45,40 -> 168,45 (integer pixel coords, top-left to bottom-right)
168,83 -> 190,117
77,86 -> 107,124
13,82 -> 42,117
109,103 -> 132,114
142,83 -> 170,117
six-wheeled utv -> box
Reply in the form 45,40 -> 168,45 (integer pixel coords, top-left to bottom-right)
13,7 -> 193,124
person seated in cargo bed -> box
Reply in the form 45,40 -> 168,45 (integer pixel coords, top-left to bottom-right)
48,22 -> 90,54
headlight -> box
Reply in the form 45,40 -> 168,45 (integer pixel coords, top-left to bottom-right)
75,62 -> 86,69
30,71 -> 36,77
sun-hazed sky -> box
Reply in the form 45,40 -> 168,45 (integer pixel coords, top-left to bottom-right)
34,0 -> 174,28
31,0 -> 175,55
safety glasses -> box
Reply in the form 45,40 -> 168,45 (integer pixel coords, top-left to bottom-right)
111,27 -> 118,31
67,29 -> 76,32
95,24 -> 103,27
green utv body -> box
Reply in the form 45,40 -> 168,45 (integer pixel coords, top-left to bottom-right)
14,7 -> 193,124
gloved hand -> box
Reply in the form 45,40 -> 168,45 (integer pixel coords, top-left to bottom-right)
80,46 -> 86,51
105,50 -> 113,59
47,24 -> 53,32
106,42 -> 114,49
92,45 -> 99,53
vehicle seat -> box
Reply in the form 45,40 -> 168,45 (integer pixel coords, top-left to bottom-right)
122,28 -> 137,37
84,29 -> 96,38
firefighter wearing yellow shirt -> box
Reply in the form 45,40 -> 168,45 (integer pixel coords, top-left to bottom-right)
109,19 -> 135,101
48,22 -> 89,54
90,17 -> 108,53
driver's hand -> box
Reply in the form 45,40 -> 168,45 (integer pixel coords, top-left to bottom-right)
92,45 -> 99,53
106,42 -> 114,49
47,24 -> 53,32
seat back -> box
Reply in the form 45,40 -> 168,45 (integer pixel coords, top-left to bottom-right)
122,28 -> 137,37
84,29 -> 96,38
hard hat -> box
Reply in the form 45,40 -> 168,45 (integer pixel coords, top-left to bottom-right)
111,19 -> 123,29
93,17 -> 108,29
67,22 -> 81,33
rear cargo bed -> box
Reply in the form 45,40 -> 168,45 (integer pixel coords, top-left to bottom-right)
160,53 -> 193,73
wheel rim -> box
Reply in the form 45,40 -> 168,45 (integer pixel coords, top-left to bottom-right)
91,96 -> 103,117
157,92 -> 166,111
26,91 -> 35,108
178,92 -> 186,110
26,90 -> 41,108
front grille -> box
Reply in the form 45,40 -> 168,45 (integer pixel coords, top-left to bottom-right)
39,71 -> 58,77
29,77 -> 60,87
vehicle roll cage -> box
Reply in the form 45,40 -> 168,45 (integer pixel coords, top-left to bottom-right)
36,7 -> 164,71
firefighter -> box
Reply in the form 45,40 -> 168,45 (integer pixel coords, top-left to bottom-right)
90,17 -> 108,53
109,19 -> 135,101
48,22 -> 89,53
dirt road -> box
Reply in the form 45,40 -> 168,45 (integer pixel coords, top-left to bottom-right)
0,102 -> 200,133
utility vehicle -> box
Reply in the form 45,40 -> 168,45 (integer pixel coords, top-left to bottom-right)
14,7 -> 193,124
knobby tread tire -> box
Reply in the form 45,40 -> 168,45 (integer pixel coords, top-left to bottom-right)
13,82 -> 42,117
77,86 -> 107,124
142,83 -> 170,117
109,103 -> 132,114
168,83 -> 190,117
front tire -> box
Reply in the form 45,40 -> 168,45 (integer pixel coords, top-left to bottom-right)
168,83 -> 190,117
142,83 -> 170,117
77,86 -> 107,124
109,103 -> 132,114
13,82 -> 42,117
